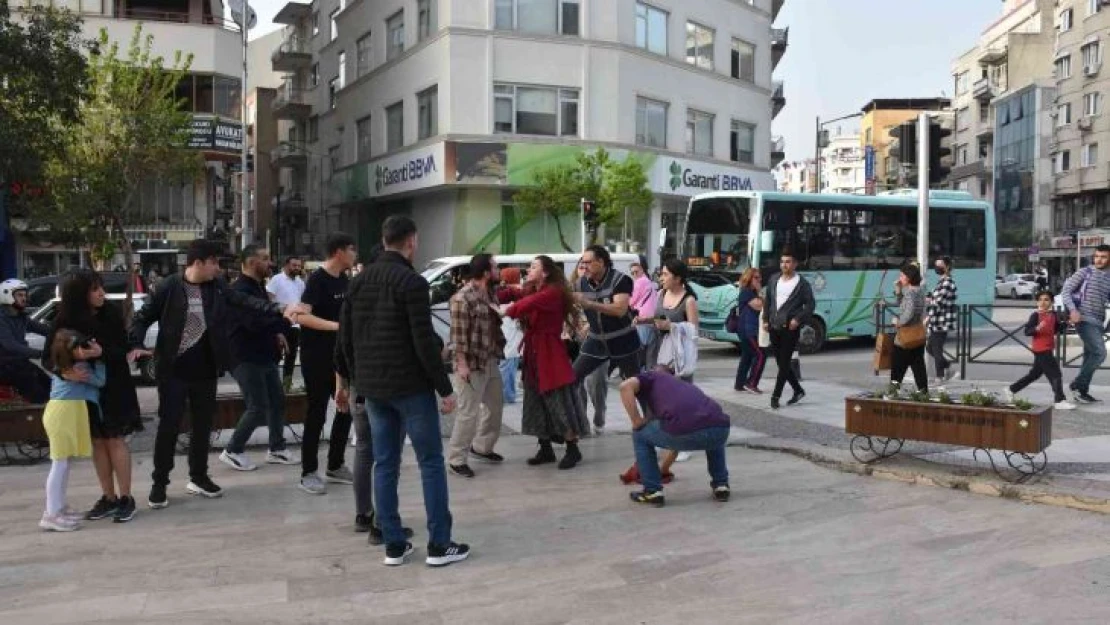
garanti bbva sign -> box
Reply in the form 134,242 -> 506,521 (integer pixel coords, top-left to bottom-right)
370,144 -> 445,197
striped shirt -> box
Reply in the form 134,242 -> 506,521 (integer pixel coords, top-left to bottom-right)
1061,266 -> 1110,326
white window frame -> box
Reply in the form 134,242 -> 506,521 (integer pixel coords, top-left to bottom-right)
386,101 -> 404,151
1084,91 -> 1102,116
418,0 -> 436,41
356,115 -> 372,162
492,83 -> 579,137
1081,143 -> 1099,168
957,143 -> 969,166
337,50 -> 346,89
1057,102 -> 1072,126
1089,0 -> 1101,17
387,11 -> 404,61
1056,54 -> 1072,78
494,0 -> 579,36
685,109 -> 714,157
685,21 -> 714,70
635,96 -> 668,148
1082,40 -> 1102,68
329,9 -> 338,41
418,85 -> 438,140
1061,8 -> 1073,32
1055,150 -> 1072,174
328,77 -> 337,110
635,2 -> 667,56
730,119 -> 755,164
356,34 -> 372,77
731,38 -> 755,82
954,71 -> 969,95
312,12 -> 319,37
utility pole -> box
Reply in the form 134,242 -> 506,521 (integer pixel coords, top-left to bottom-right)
813,116 -> 821,194
916,112 -> 930,270
232,0 -> 254,249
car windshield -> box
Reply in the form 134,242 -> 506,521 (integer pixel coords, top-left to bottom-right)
421,261 -> 452,281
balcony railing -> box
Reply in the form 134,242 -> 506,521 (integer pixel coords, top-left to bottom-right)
772,28 -> 789,48
271,37 -> 312,70
273,85 -> 308,109
772,81 -> 785,118
972,77 -> 998,100
271,142 -> 309,167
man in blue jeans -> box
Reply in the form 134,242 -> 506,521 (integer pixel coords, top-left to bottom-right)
336,215 -> 468,568
620,368 -> 731,507
1061,244 -> 1110,404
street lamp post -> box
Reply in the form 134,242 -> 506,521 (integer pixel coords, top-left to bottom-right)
231,0 -> 256,249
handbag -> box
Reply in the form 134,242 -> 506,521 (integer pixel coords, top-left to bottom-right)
725,305 -> 741,334
873,332 -> 894,372
895,322 -> 927,349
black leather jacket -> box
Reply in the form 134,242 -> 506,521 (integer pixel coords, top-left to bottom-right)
128,273 -> 283,380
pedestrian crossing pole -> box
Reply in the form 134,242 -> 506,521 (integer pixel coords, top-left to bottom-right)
916,112 -> 930,270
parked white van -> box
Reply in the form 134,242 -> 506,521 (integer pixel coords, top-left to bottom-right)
421,252 -> 641,344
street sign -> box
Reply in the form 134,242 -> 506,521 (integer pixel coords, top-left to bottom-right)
864,145 -> 875,180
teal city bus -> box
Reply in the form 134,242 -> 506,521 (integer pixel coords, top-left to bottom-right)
681,189 -> 996,353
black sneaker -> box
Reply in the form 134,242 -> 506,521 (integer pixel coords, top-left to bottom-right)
629,490 -> 666,507
186,476 -> 223,498
354,514 -> 373,533
426,542 -> 470,567
558,443 -> 582,470
113,495 -> 137,523
470,448 -> 504,464
448,464 -> 475,478
369,525 -> 414,546
1076,391 -> 1100,404
770,397 -> 781,410
713,485 -> 731,502
383,542 -> 414,566
787,390 -> 806,406
148,484 -> 169,510
85,496 -> 119,521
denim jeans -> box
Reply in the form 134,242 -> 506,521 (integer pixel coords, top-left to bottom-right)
1074,321 -> 1108,393
632,421 -> 730,493
227,362 -> 287,454
367,391 -> 453,546
499,357 -> 520,404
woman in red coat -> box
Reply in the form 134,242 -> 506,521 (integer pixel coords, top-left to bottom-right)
505,255 -> 588,468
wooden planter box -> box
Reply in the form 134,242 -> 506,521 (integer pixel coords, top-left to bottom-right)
845,395 -> 1051,454
179,391 -> 308,433
0,404 -> 46,443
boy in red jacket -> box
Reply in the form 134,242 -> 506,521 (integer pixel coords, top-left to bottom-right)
1006,290 -> 1076,410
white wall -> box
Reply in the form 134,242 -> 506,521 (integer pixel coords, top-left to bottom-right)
87,17 -> 241,77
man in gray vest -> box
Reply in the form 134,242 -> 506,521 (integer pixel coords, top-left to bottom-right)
572,246 -> 642,460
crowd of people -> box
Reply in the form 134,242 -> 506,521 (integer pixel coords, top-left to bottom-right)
3,223 -> 1109,566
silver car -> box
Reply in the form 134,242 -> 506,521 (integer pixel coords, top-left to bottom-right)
26,293 -> 159,384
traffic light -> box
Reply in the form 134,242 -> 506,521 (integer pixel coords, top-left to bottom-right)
888,122 -> 917,164
928,120 -> 952,185
581,198 -> 597,227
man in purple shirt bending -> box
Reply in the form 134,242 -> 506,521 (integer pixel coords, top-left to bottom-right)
620,369 -> 731,507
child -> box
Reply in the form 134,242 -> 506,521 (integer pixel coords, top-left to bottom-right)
1005,290 -> 1076,411
39,330 -> 106,532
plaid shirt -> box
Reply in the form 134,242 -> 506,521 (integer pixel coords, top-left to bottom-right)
926,275 -> 958,332
450,282 -> 506,372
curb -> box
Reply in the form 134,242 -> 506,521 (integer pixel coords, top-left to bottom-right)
735,438 -> 1110,516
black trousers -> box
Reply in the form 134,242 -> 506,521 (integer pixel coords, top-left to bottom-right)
926,331 -> 949,378
282,327 -> 300,381
301,351 -> 352,476
891,344 -> 928,392
769,328 -> 803,399
1011,352 -> 1066,402
152,376 -> 218,487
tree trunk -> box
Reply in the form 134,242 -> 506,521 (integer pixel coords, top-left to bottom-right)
550,212 -> 574,253
110,202 -> 136,325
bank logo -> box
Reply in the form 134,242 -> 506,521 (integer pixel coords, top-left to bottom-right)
669,161 -> 682,191
374,155 -> 437,195
374,165 -> 385,194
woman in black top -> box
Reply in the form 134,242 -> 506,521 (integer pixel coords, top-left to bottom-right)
45,269 -> 142,522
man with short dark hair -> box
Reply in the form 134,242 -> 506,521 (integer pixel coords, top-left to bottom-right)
446,254 -> 506,479
130,239 -> 304,510
291,233 -> 357,495
338,215 -> 469,567
1061,244 -> 1110,403
219,246 -> 298,472
761,249 -> 814,410
267,256 -> 305,387
620,369 -> 731,507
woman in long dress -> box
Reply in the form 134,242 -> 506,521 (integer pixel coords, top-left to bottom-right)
505,255 -> 588,469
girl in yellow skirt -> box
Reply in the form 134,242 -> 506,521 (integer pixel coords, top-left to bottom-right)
40,329 -> 105,532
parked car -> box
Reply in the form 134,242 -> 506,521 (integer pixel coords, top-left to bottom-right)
26,293 -> 158,384
23,272 -> 146,314
995,274 -> 1037,299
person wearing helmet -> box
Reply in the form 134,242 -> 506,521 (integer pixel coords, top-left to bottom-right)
0,278 -> 52,403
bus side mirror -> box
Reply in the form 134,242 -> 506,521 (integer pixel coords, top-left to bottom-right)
760,231 -> 775,254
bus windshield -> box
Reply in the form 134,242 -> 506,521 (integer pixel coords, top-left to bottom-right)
684,196 -> 751,272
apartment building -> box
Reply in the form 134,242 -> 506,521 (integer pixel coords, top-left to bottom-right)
11,0 -> 246,277
1049,0 -> 1110,277
269,0 -> 787,264
775,160 -> 815,194
860,98 -> 951,194
820,133 -> 865,194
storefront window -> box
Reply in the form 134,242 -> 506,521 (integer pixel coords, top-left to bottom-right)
214,77 -> 241,119
194,75 -> 213,114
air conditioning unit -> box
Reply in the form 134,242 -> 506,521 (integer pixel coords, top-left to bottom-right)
1078,117 -> 1093,131
1085,62 -> 1102,77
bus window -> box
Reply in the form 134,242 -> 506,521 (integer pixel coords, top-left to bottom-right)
684,197 -> 751,271
929,209 -> 987,268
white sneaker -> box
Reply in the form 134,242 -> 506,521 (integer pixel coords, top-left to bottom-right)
1003,388 -> 1015,404
1054,400 -> 1077,411
39,513 -> 79,532
219,450 -> 257,472
299,473 -> 327,495
266,450 -> 299,465
675,451 -> 693,463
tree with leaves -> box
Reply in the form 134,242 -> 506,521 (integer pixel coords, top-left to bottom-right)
513,148 -> 654,252
34,25 -> 203,283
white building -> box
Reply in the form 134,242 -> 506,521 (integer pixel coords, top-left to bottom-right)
12,0 -> 246,278
775,160 -> 814,194
819,133 -> 865,194
269,0 -> 788,265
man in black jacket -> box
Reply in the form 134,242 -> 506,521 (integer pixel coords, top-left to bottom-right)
761,248 -> 815,410
129,240 -> 304,510
336,215 -> 469,568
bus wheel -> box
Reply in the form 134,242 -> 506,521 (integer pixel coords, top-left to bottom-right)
797,318 -> 826,355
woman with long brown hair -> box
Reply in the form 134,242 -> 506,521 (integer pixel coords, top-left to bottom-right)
734,268 -> 766,392
504,255 -> 588,469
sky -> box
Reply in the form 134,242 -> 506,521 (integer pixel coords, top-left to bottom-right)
244,0 -> 1005,163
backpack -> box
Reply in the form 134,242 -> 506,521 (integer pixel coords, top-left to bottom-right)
1071,266 -> 1094,310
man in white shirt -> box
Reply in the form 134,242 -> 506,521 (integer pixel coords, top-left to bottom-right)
267,256 -> 306,387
